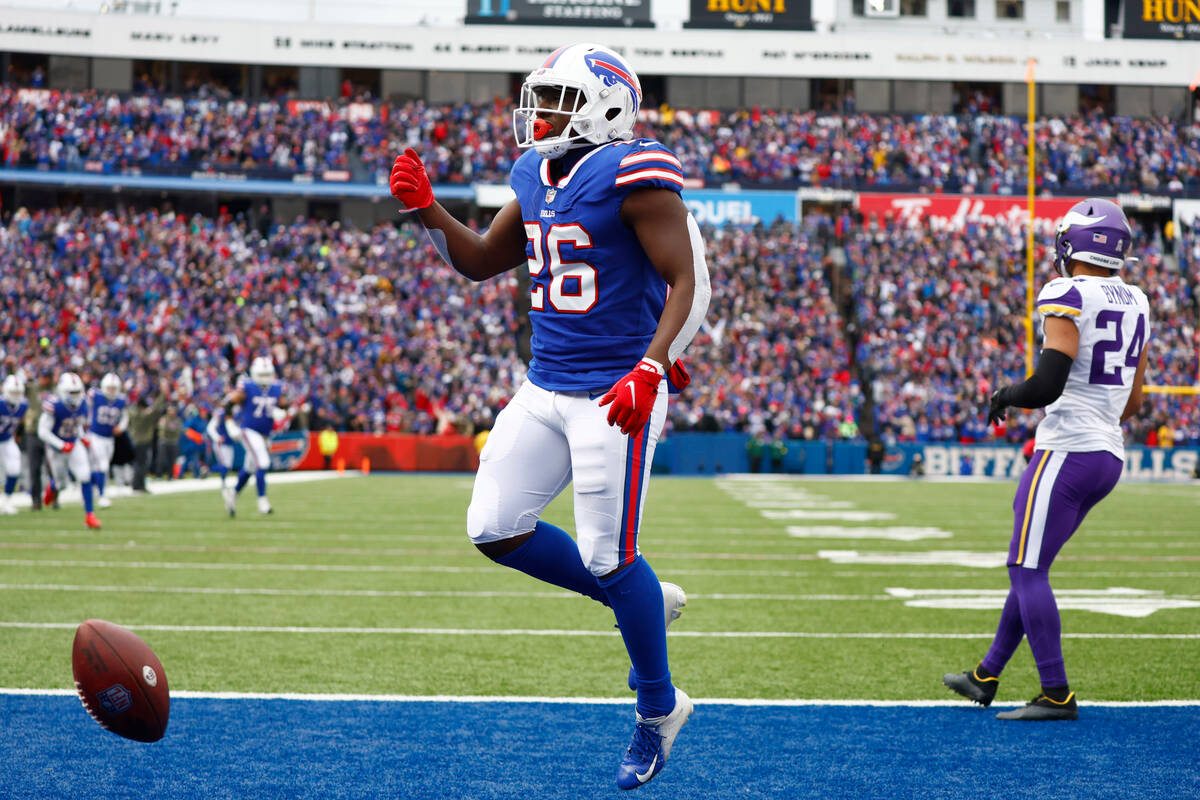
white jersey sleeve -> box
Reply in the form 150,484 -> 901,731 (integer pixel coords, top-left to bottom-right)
1034,276 -> 1151,459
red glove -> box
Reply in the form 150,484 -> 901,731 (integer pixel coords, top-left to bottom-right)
667,359 -> 691,393
389,147 -> 435,211
80,437 -> 91,449
598,359 -> 664,437
61,441 -> 74,453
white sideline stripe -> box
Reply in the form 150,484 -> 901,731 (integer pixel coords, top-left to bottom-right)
3,559 -> 1199,581
1,471 -> 351,509
3,688 -> 1196,708
2,622 -> 1196,640
0,584 -> 889,601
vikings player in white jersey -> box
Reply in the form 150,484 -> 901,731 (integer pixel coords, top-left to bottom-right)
86,373 -> 129,509
944,199 -> 1150,720
0,374 -> 29,515
39,372 -> 102,529
222,357 -> 285,516
389,43 -> 709,790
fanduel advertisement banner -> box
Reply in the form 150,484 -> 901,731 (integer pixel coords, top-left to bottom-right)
682,189 -> 797,226
1122,1 -> 1200,41
466,0 -> 654,27
685,0 -> 813,30
855,194 -> 1088,233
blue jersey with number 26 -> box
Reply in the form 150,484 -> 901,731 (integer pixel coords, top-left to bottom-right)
511,138 -> 685,392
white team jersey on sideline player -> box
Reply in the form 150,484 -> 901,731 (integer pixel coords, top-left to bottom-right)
1033,275 -> 1151,460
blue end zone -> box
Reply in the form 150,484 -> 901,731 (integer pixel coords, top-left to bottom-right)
2,695 -> 1196,799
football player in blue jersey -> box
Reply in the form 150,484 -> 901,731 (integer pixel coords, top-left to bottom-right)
0,374 -> 29,515
86,372 -> 129,509
223,357 -> 284,516
390,42 -> 711,790
38,372 -> 101,529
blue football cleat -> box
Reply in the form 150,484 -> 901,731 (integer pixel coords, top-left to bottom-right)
628,582 -> 687,691
616,687 -> 693,790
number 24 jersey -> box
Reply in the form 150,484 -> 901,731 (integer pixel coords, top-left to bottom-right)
1034,275 -> 1151,459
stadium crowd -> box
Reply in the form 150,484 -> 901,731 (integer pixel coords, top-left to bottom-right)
1,205 -> 1195,450
3,86 -> 1200,193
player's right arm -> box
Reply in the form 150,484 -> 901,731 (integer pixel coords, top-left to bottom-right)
1121,346 -> 1149,423
38,405 -> 67,450
389,149 -> 527,282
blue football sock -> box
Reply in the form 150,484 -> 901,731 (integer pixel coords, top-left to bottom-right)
599,557 -> 673,718
496,521 -> 607,604
80,482 -> 94,514
234,471 -> 250,494
255,469 -> 267,497
4,476 -> 16,495
92,471 -> 106,496
216,465 -> 228,486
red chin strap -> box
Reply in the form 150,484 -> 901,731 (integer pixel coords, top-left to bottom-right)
532,118 -> 553,141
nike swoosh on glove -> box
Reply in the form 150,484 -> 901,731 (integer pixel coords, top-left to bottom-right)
389,147 -> 435,211
598,359 -> 664,437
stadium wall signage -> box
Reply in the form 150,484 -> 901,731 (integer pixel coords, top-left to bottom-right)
0,7 -> 1194,85
684,0 -> 814,30
465,0 -> 654,27
1122,0 -> 1200,40
856,193 -> 1087,234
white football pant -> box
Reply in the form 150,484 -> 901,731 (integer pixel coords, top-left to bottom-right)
87,433 -> 114,476
214,443 -> 234,471
1,438 -> 20,481
47,443 -> 92,487
467,379 -> 667,577
240,428 -> 271,472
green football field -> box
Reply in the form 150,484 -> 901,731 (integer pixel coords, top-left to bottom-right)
1,473 -> 1197,703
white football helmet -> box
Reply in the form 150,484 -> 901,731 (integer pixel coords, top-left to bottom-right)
513,42 -> 642,159
57,372 -> 85,408
100,372 -> 123,400
250,357 -> 276,388
2,374 -> 24,404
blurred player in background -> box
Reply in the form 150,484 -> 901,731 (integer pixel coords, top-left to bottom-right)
207,405 -> 241,497
87,372 -> 129,509
223,357 -> 284,516
944,199 -> 1151,720
390,42 -> 710,790
0,374 -> 28,515
39,372 -> 101,529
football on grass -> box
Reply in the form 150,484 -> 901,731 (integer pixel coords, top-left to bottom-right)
72,619 -> 170,742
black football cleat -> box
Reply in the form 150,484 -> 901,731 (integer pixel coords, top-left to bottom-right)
995,692 -> 1078,721
943,665 -> 999,707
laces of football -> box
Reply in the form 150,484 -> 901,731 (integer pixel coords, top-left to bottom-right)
627,721 -> 660,760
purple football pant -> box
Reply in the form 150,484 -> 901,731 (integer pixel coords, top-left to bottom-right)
981,450 -> 1123,688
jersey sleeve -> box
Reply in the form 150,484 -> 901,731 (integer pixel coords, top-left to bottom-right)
612,140 -> 685,195
1036,279 -> 1084,322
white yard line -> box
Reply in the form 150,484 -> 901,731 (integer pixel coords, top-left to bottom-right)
1,621 -> 1196,640
2,687 -> 1197,708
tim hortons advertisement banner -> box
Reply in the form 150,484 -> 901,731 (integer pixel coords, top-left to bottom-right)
855,194 -> 1088,234
466,0 -> 654,27
1122,1 -> 1200,40
685,0 -> 813,30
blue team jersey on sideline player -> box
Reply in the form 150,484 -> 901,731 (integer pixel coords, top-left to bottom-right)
239,380 -> 283,436
510,138 -> 685,392
43,396 -> 89,443
0,398 -> 28,442
88,392 -> 127,437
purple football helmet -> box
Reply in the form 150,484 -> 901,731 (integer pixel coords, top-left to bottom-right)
1053,198 -> 1134,277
